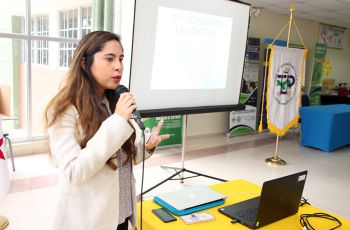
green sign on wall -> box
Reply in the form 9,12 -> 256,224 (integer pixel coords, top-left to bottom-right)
143,115 -> 182,147
309,43 -> 327,105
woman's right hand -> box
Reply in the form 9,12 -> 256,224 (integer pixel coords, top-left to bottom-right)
114,92 -> 137,121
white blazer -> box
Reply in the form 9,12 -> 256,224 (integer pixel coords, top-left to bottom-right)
48,106 -> 149,230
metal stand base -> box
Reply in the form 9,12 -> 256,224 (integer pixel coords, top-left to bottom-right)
141,166 -> 226,195
0,215 -> 9,230
141,115 -> 226,196
265,156 -> 286,166
265,135 -> 287,166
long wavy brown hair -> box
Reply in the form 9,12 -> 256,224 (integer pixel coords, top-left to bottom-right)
44,31 -> 136,170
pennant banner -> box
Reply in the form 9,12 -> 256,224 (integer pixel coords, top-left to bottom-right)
266,45 -> 307,135
0,118 -> 10,198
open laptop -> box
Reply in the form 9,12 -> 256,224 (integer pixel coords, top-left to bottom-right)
154,185 -> 227,211
218,171 -> 308,229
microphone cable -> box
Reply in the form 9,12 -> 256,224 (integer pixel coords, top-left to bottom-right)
140,130 -> 146,230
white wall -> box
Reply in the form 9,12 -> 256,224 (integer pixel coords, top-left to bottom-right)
27,3 -> 342,139
249,10 -> 319,93
11,4 -> 350,155
326,29 -> 350,83
187,9 -> 350,137
120,4 -> 350,137
249,9 -> 350,93
187,112 -> 229,136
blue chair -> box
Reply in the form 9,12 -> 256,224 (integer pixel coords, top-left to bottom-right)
301,94 -> 310,107
297,94 -> 310,138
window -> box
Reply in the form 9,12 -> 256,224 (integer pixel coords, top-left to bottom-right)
31,15 -> 49,65
59,7 -> 91,67
81,7 -> 92,37
0,0 -> 119,142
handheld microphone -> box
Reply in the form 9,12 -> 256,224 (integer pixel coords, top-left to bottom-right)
115,85 -> 145,130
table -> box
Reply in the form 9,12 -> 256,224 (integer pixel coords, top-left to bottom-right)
300,104 -> 350,152
320,95 -> 350,105
137,180 -> 350,229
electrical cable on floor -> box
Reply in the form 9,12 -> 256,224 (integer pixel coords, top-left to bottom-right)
300,212 -> 342,230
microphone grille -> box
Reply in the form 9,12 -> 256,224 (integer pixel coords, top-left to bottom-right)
115,85 -> 129,94
115,85 -> 129,101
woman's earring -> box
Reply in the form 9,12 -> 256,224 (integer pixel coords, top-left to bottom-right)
82,57 -> 86,70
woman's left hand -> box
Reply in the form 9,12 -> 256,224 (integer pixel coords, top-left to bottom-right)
145,119 -> 170,152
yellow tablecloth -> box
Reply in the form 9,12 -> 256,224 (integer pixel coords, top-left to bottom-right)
137,179 -> 350,229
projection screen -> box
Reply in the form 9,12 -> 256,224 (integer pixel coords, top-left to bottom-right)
129,0 -> 250,116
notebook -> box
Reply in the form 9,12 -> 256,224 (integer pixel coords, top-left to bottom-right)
218,171 -> 308,229
154,185 -> 227,215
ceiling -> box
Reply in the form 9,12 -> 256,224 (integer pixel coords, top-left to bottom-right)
243,0 -> 350,29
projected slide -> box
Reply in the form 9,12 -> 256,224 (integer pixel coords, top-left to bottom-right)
151,7 -> 232,90
130,0 -> 250,112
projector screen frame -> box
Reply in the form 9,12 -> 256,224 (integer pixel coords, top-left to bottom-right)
129,0 -> 251,117
139,104 -> 245,117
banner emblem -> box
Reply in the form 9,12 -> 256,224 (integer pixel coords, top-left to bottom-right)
274,63 -> 297,104
266,45 -> 307,135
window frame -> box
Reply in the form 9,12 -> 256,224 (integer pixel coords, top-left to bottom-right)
59,7 -> 91,67
31,15 -> 49,65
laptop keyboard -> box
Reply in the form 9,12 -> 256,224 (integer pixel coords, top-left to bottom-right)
218,196 -> 260,225
234,207 -> 258,222
229,197 -> 260,223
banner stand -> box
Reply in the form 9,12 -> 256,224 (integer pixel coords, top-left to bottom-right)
265,135 -> 286,166
259,3 -> 307,166
0,215 -> 9,229
141,115 -> 227,195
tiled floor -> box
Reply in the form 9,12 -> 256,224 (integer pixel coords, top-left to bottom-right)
0,131 -> 350,229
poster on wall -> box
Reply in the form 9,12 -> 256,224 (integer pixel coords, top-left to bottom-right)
228,37 -> 260,136
143,116 -> 182,147
319,23 -> 345,49
309,43 -> 327,105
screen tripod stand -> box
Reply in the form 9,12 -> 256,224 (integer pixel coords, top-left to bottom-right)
141,115 -> 227,195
